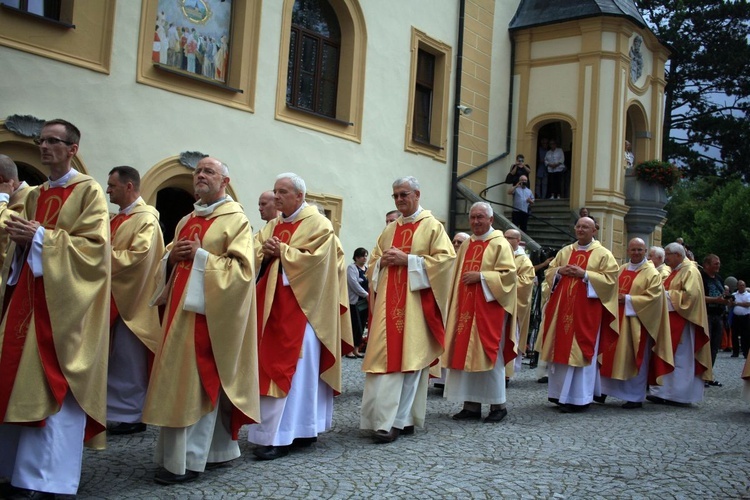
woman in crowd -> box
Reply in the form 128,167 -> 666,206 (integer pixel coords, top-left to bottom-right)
346,247 -> 369,358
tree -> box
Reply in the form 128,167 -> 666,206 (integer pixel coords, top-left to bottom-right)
664,177 -> 750,279
636,0 -> 750,181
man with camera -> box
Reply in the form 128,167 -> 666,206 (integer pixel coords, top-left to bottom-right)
507,175 -> 534,232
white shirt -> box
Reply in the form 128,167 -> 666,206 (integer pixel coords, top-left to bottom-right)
733,290 -> 750,316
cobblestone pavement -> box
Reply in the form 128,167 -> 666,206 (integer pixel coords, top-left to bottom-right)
78,352 -> 749,499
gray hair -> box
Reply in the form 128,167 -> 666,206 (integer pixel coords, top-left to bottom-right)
277,172 -> 306,196
648,246 -> 665,260
392,176 -> 420,191
453,232 -> 469,241
219,162 -> 229,177
470,201 -> 493,218
665,242 -> 686,259
0,154 -> 19,181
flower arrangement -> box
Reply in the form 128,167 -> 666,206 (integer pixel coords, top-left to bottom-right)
634,160 -> 682,190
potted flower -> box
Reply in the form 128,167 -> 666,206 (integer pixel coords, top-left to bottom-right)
634,160 -> 682,190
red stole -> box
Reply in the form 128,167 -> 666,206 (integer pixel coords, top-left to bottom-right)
163,215 -> 222,411
383,221 -> 445,373
544,249 -> 602,365
109,213 -> 132,327
256,220 -> 309,396
449,240 -> 508,369
599,269 -> 647,377
0,185 -> 105,439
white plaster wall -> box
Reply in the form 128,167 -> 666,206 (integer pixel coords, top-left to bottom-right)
530,36 -> 581,60
527,63 -> 579,120
0,0 -> 463,259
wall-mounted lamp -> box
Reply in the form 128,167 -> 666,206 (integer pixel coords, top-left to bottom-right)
457,105 -> 473,116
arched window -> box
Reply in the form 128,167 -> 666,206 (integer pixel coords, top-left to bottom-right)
286,0 -> 341,118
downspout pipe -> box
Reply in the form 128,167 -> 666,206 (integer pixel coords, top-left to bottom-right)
450,24 -> 518,233
448,0 -> 466,236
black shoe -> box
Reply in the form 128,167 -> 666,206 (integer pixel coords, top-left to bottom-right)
108,422 -> 147,435
291,437 -> 317,448
705,380 -> 723,387
205,460 -> 234,471
731,353 -> 740,358
621,401 -> 643,409
537,376 -> 548,383
253,445 -> 290,460
593,394 -> 607,404
5,488 -> 57,499
154,468 -> 200,485
560,403 -> 589,413
452,409 -> 481,421
373,428 -> 399,443
484,408 -> 508,423
548,397 -> 560,405
648,396 -> 690,408
400,425 -> 415,436
505,378 -> 510,388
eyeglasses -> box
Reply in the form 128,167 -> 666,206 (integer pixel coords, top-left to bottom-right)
34,137 -> 73,146
392,191 -> 413,200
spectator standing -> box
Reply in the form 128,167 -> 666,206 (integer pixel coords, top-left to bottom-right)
507,175 -> 534,232
732,280 -> 750,358
701,254 -> 727,387
544,140 -> 566,199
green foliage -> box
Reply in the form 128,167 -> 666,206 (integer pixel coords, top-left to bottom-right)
636,0 -> 750,181
664,178 -> 750,279
634,160 -> 682,189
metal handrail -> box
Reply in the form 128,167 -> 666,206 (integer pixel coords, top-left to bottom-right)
478,181 -> 576,242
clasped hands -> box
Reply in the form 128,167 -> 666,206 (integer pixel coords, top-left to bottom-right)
170,234 -> 201,265
4,214 -> 41,246
558,264 -> 585,279
261,236 -> 283,260
380,247 -> 408,267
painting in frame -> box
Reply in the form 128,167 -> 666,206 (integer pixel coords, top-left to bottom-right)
153,0 -> 233,84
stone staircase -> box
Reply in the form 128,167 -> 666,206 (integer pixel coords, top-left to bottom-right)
518,199 -> 576,250
455,184 -> 576,252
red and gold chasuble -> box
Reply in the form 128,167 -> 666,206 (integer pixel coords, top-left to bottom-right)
109,213 -> 132,327
0,185 -> 103,438
599,269 -> 648,377
448,240 -> 509,369
256,220 -> 309,396
543,249 -> 602,365
163,215 -> 222,408
384,221 -> 445,373
652,270 -> 709,378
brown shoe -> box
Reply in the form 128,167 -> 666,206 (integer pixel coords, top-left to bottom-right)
373,428 -> 399,443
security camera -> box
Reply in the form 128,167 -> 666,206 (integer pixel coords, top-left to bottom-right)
457,105 -> 473,116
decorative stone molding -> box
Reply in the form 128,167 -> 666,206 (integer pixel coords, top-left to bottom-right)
178,151 -> 208,170
4,114 -> 45,138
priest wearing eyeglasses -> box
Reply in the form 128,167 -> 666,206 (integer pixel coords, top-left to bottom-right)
360,176 -> 455,443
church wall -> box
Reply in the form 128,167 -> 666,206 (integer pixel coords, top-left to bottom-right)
0,0 -> 466,259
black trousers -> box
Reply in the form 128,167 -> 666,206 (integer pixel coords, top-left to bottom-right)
707,314 -> 723,366
732,314 -> 750,357
512,210 -> 530,232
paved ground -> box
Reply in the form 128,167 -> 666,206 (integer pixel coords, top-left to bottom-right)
77,352 -> 749,499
